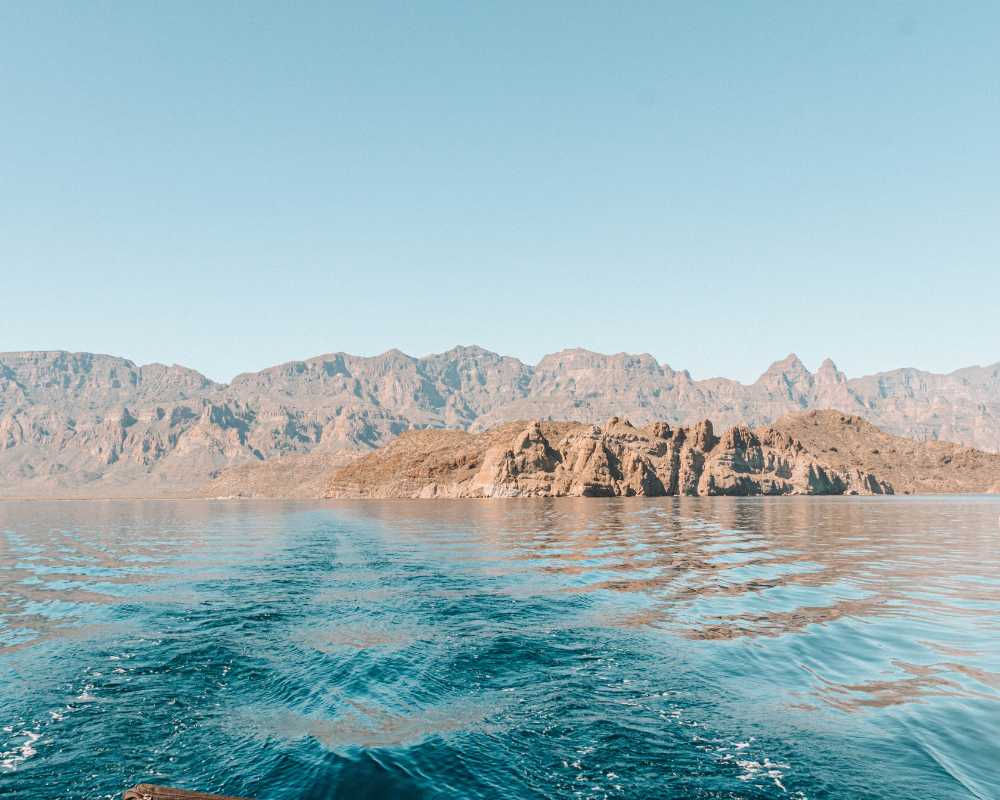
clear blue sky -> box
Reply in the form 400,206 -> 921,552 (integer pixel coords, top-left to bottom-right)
1,2 -> 997,383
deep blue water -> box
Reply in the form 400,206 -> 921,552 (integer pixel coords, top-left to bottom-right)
1,497 -> 998,800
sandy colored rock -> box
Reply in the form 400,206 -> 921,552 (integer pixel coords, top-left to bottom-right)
325,413 -> 916,499
198,450 -> 356,499
771,411 -> 1000,495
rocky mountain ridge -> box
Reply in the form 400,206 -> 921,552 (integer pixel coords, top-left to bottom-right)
325,413 -> 899,499
2,347 -> 999,497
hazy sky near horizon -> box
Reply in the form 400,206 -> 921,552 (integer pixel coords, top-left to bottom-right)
1,2 -> 998,383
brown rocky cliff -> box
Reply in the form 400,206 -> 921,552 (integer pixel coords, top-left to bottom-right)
771,410 -> 1000,495
325,415 -> 903,499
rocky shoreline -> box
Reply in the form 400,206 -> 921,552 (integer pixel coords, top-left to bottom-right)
323,411 -> 1000,499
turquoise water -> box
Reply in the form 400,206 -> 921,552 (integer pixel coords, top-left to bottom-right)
1,497 -> 998,799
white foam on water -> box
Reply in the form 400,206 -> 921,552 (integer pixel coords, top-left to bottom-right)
76,684 -> 96,702
0,730 -> 41,772
735,755 -> 791,791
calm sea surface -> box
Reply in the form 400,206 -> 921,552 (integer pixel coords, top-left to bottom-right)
1,498 -> 998,799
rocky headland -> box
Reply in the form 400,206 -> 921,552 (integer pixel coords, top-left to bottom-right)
324,411 -> 1000,499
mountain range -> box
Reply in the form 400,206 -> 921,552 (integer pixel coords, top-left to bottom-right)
1,347 -> 998,497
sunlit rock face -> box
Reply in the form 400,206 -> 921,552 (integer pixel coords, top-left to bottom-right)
325,415 -> 898,499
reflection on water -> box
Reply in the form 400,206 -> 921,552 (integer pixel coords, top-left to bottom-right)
0,497 -> 998,799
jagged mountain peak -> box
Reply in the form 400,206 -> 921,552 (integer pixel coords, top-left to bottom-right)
815,358 -> 847,386
759,353 -> 810,378
375,347 -> 417,361
432,344 -> 506,360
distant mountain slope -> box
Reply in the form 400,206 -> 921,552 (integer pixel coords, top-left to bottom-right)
1,347 -> 998,497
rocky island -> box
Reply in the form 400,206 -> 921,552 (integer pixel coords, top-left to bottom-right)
324,411 -> 1000,499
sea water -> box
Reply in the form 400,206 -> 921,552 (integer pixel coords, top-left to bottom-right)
1,497 -> 998,799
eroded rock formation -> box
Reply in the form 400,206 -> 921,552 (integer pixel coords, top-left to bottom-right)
325,414 -> 899,499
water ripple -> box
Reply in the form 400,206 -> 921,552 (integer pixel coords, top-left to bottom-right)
0,496 -> 998,799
